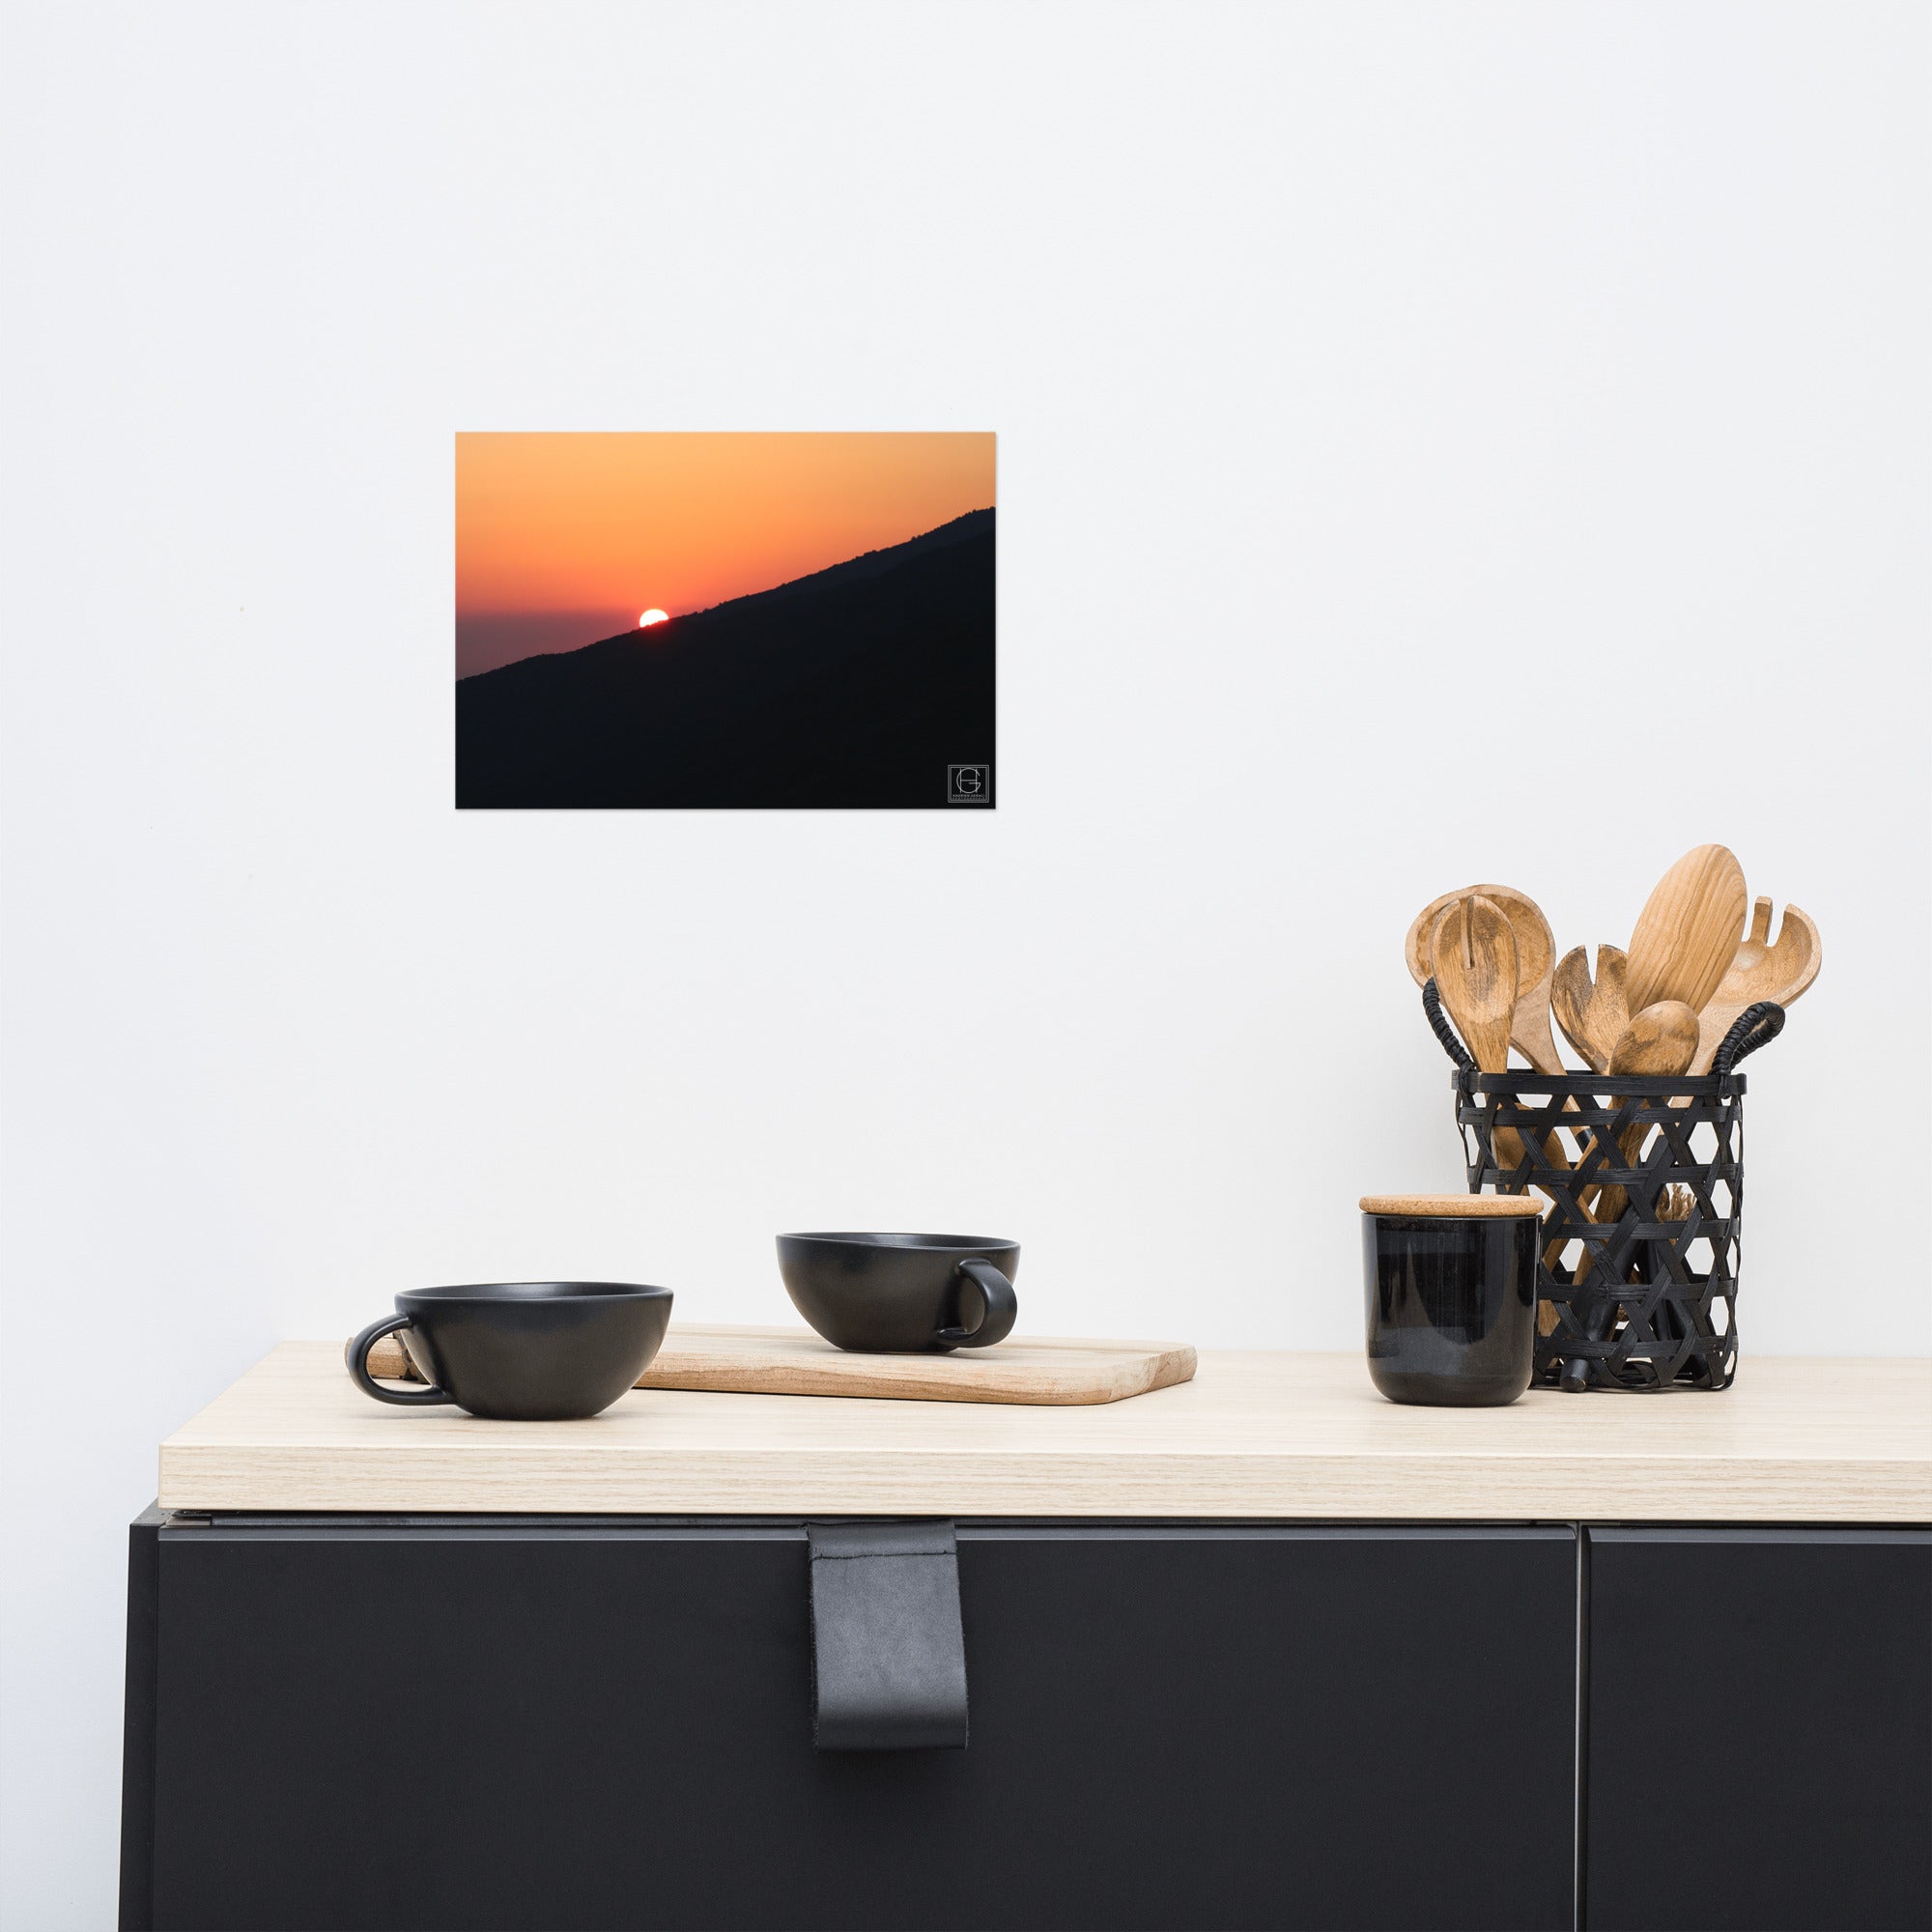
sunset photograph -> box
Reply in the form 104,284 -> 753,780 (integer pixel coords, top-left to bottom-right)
455,432 -> 996,808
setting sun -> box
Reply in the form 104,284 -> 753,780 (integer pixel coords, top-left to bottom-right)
455,432 -> 996,679
639,609 -> 668,628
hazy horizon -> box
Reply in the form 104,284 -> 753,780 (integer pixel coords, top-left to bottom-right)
455,608 -> 644,680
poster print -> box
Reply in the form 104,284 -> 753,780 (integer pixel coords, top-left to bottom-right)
455,433 -> 995,809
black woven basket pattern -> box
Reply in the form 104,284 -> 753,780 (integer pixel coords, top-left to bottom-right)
1453,1069 -> 1747,1391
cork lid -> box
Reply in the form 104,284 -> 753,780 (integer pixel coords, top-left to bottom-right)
1359,1193 -> 1545,1218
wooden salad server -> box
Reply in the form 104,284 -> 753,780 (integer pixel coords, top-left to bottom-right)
1406,883 -> 1564,1075
1690,897 -> 1822,1074
1430,894 -> 1575,1331
1624,844 -> 1748,1017
1551,945 -> 1630,1076
1428,895 -> 1518,1075
1429,895 -> 1547,1172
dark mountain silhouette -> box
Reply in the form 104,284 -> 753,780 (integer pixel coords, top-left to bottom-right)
457,509 -> 994,809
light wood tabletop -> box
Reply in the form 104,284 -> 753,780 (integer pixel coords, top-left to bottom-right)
157,1339 -> 1932,1522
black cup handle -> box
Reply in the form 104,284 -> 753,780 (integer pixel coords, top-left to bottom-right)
938,1258 -> 1018,1349
345,1314 -> 455,1406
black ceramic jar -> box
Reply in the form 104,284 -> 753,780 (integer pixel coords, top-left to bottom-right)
1360,1195 -> 1543,1406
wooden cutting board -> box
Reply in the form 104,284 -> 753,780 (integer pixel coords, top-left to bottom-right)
362,1322 -> 1196,1407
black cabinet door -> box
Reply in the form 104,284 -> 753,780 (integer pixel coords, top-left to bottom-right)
128,1518 -> 1577,1932
1584,1527 -> 1932,1932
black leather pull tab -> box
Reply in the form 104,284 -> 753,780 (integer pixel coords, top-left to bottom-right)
807,1520 -> 968,1751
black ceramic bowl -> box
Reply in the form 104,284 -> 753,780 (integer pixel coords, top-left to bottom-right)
345,1282 -> 673,1420
777,1233 -> 1020,1353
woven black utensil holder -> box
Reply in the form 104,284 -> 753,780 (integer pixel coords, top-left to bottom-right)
1452,1069 -> 1747,1390
1430,989 -> 1785,1399
1422,983 -> 1786,1391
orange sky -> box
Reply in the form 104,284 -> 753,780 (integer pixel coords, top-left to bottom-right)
456,433 -> 996,619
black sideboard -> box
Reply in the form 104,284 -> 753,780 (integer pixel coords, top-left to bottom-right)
119,1512 -> 1929,1932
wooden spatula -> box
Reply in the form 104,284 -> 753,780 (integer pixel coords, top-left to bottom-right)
1625,845 -> 1748,1017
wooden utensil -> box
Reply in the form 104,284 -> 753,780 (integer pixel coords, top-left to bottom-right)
1406,884 -> 1564,1074
1625,844 -> 1748,1017
1585,1000 -> 1703,1224
1546,949 -> 1628,1278
1561,1001 -> 1702,1389
1551,945 -> 1630,1076
1429,895 -> 1570,1208
1610,1001 -> 1702,1078
1429,893 -> 1579,1292
1690,897 -> 1822,1073
1414,887 -> 1578,1173
1428,895 -> 1517,1074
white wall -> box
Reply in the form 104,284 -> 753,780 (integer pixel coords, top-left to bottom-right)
4,3 -> 1925,1922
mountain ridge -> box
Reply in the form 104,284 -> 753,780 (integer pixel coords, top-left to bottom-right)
455,509 -> 994,808
460,507 -> 993,684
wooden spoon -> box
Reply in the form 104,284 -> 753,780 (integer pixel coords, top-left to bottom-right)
1610,1001 -> 1701,1078
1406,884 -> 1564,1074
1561,1000 -> 1701,1389
1625,844 -> 1748,1017
1551,945 -> 1630,1076
1690,897 -> 1822,1073
1591,999 -> 1702,1219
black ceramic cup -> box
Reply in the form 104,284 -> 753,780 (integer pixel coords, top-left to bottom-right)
777,1233 -> 1019,1353
344,1282 -> 673,1420
1360,1196 -> 1542,1406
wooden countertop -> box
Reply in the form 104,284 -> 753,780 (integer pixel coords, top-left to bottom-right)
156,1341 -> 1932,1521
